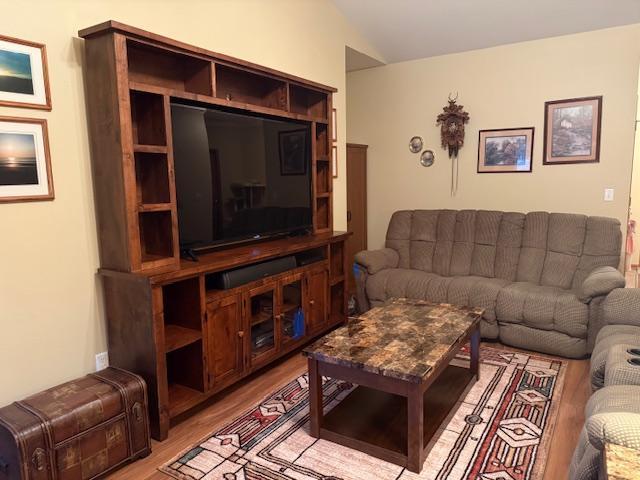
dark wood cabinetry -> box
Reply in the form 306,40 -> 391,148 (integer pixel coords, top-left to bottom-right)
80,21 -> 347,441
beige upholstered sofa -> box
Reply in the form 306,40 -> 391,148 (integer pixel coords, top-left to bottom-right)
354,210 -> 625,358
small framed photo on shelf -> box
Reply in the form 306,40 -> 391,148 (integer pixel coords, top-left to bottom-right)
331,108 -> 337,142
478,127 -> 534,173
0,35 -> 51,110
0,116 -> 54,202
543,96 -> 602,165
331,145 -> 338,178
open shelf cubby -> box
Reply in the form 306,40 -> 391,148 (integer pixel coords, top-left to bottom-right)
138,210 -> 174,263
134,152 -> 171,205
316,197 -> 330,230
127,40 -> 212,96
130,90 -> 167,146
167,340 -> 205,416
315,123 -> 328,157
216,64 -> 287,110
330,282 -> 345,325
330,242 -> 344,278
316,162 -> 330,195
290,84 -> 328,119
162,277 -> 202,353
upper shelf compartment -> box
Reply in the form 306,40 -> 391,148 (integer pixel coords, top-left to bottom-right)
289,84 -> 328,120
127,40 -> 213,96
215,64 -> 287,111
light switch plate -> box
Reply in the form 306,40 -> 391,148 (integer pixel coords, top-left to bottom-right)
604,188 -> 615,202
95,352 -> 109,371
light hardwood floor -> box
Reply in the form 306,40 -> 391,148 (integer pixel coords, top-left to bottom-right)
110,343 -> 590,480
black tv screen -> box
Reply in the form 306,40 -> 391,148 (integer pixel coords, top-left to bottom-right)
171,103 -> 312,250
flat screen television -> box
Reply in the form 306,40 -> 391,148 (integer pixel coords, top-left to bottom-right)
171,103 -> 312,251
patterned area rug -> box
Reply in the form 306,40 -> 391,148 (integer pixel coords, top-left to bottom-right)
161,346 -> 566,480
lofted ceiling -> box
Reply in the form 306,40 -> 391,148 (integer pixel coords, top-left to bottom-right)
334,0 -> 640,64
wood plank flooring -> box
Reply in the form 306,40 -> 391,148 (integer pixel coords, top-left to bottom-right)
109,343 -> 590,480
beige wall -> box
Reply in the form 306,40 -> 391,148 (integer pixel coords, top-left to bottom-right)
347,25 -> 640,250
0,0 -> 381,405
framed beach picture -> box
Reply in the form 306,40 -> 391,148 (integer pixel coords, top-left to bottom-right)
0,117 -> 54,202
0,35 -> 51,110
279,129 -> 307,175
478,127 -> 534,173
543,96 -> 602,165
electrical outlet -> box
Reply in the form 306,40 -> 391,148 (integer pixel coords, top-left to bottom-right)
604,188 -> 615,202
95,352 -> 109,371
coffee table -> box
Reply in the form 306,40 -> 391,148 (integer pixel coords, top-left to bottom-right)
303,298 -> 483,473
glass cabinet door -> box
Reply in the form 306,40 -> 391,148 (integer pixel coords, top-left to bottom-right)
247,285 -> 277,363
280,275 -> 304,346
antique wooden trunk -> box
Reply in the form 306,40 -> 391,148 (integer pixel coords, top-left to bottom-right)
0,367 -> 151,480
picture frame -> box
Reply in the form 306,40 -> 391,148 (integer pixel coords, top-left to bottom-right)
279,129 -> 307,175
543,96 -> 602,165
331,108 -> 337,142
477,127 -> 534,173
0,116 -> 54,202
332,145 -> 338,178
0,34 -> 51,110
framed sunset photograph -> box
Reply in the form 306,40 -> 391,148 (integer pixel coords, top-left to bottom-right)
478,127 -> 534,173
0,117 -> 54,202
543,96 -> 602,165
0,35 -> 51,110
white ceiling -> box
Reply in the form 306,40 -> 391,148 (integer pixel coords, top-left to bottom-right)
334,0 -> 640,64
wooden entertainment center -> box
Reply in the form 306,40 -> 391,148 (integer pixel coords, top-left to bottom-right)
79,21 -> 347,440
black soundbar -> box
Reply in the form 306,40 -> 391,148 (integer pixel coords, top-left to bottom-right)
208,256 -> 297,290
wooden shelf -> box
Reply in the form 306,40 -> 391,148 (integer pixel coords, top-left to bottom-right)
138,203 -> 172,212
165,325 -> 202,353
251,311 -> 273,326
330,275 -> 345,286
168,383 -> 204,418
133,144 -> 168,154
316,155 -> 330,162
317,193 -> 330,199
251,343 -> 274,358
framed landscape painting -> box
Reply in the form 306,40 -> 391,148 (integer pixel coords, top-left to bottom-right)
477,127 -> 534,173
543,96 -> 601,165
0,117 -> 54,202
0,35 -> 51,110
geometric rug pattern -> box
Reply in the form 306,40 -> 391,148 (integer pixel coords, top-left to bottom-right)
161,346 -> 566,480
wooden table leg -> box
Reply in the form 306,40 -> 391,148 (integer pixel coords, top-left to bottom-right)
407,382 -> 424,473
470,324 -> 480,380
308,358 -> 323,438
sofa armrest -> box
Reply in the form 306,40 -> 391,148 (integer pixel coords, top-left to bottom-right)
587,412 -> 640,451
354,248 -> 399,275
602,288 -> 640,328
579,266 -> 625,303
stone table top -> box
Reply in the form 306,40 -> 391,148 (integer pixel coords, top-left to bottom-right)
303,298 -> 483,383
605,443 -> 640,480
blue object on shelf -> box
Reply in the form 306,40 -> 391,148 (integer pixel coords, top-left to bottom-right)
292,308 -> 304,339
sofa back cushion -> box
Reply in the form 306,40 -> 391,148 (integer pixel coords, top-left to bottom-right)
384,209 -> 620,287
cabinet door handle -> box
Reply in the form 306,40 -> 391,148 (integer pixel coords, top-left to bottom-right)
238,331 -> 244,338
309,300 -> 315,306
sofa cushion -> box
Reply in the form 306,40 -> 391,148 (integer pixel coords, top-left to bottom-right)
365,269 -> 508,323
496,282 -> 588,339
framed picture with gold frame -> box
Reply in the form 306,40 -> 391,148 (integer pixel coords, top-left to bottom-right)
0,34 -> 51,110
331,145 -> 338,178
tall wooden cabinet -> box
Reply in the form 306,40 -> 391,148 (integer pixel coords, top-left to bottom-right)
80,21 -> 348,440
